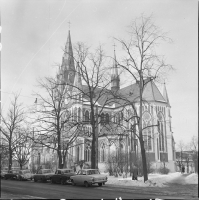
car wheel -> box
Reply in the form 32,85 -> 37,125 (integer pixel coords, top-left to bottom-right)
50,178 -> 55,184
71,180 -> 76,186
34,178 -> 37,182
61,179 -> 65,185
84,181 -> 89,188
98,183 -> 102,187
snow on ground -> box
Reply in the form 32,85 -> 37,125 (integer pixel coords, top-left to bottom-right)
103,172 -> 198,187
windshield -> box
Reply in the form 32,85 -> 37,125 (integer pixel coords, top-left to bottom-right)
43,169 -> 52,174
87,170 -> 100,175
22,170 -> 31,174
63,170 -> 72,173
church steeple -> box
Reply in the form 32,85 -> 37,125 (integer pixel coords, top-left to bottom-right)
61,30 -> 75,87
111,47 -> 120,92
163,82 -> 170,107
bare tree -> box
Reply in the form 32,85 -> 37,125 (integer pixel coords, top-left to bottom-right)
176,140 -> 186,172
13,128 -> 32,170
1,94 -> 26,170
67,43 -> 113,169
32,76 -> 82,169
114,15 -> 173,181
189,135 -> 198,173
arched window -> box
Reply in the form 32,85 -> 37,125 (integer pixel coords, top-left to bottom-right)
85,110 -> 89,122
143,112 -> 152,151
78,108 -> 81,122
105,113 -> 109,124
101,113 -> 104,124
157,112 -> 166,152
77,146 -> 80,162
74,107 -> 77,122
84,145 -> 91,162
100,143 -> 106,162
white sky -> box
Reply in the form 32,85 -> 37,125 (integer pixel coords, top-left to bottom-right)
1,0 -> 198,145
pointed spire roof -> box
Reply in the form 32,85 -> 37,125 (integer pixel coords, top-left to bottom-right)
163,82 -> 170,106
61,30 -> 75,87
111,48 -> 119,80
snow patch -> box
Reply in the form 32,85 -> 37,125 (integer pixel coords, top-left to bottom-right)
104,172 -> 198,187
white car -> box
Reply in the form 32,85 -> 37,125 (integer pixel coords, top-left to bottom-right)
17,169 -> 33,181
70,169 -> 107,187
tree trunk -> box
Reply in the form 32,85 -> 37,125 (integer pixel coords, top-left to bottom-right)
8,144 -> 12,171
20,163 -> 23,170
91,131 -> 96,169
139,72 -> 148,182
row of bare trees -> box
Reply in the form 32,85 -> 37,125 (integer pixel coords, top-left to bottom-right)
1,15 -> 175,181
176,136 -> 198,173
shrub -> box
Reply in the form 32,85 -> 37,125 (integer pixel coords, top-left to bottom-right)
158,166 -> 170,174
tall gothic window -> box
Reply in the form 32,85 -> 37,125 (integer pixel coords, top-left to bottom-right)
85,110 -> 89,122
74,107 -> 77,122
78,107 -> 81,122
100,143 -> 106,162
143,112 -> 152,151
101,113 -> 104,124
84,145 -> 91,162
157,112 -> 166,152
105,113 -> 109,124
77,146 -> 80,162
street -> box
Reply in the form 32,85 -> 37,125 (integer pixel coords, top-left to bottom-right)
1,179 -> 197,199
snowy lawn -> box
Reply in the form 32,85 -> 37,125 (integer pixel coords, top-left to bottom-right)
103,172 -> 198,187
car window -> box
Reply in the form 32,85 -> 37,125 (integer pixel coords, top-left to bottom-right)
23,170 -> 31,174
63,170 -> 72,173
38,170 -> 42,174
82,170 -> 86,175
43,169 -> 52,174
58,170 -> 61,174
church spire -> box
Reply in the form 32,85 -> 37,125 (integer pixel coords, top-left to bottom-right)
111,46 -> 120,92
163,82 -> 170,106
61,29 -> 75,88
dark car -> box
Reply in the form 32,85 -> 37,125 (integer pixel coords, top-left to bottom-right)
50,168 -> 76,185
4,170 -> 19,180
33,169 -> 54,182
0,170 -> 7,179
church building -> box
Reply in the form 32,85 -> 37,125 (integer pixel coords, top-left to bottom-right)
56,30 -> 176,173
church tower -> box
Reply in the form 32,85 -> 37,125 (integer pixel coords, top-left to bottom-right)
111,48 -> 120,92
61,30 -> 76,90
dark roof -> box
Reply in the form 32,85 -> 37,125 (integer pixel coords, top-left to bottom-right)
80,79 -> 166,108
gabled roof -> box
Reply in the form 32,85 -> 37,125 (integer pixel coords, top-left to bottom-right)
142,81 -> 167,102
76,79 -> 167,108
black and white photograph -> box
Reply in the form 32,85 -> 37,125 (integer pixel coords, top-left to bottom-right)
0,0 -> 198,199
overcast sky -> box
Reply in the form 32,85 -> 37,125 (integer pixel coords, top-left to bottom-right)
1,0 -> 198,146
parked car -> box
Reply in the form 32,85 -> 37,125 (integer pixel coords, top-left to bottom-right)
50,168 -> 76,185
33,169 -> 54,182
0,170 -> 7,179
4,170 -> 19,180
17,169 -> 33,181
70,169 -> 108,187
